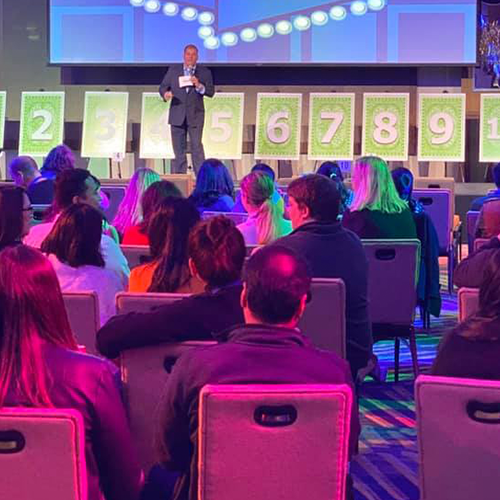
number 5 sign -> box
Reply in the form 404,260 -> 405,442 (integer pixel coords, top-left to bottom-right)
255,93 -> 302,160
82,92 -> 129,158
418,93 -> 466,162
203,93 -> 245,159
362,93 -> 409,161
19,92 -> 65,156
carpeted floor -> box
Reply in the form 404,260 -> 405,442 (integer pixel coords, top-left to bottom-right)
352,259 -> 460,500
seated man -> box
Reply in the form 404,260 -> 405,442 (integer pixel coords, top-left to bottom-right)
470,163 -> 500,211
158,245 -> 360,500
272,174 -> 372,378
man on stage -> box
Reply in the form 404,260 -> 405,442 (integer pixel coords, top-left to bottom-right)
159,44 -> 214,174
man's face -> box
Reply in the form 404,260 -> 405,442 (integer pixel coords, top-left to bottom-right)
288,196 -> 305,230
78,177 -> 102,210
183,47 -> 198,68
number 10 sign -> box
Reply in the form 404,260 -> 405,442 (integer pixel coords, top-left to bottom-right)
480,94 -> 500,162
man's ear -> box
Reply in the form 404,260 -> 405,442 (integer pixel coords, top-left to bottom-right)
188,258 -> 198,278
295,294 -> 308,321
240,282 -> 248,310
300,203 -> 311,221
72,195 -> 81,205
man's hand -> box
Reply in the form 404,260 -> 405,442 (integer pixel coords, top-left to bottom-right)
191,76 -> 201,89
163,91 -> 173,100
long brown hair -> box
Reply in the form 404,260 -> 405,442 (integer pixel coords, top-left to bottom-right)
0,246 -> 77,407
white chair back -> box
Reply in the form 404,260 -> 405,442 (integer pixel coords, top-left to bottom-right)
199,384 -> 353,500
120,245 -> 151,270
63,292 -> 100,354
202,211 -> 248,225
0,408 -> 87,500
473,238 -> 490,252
414,177 -> 455,219
115,291 -> 188,315
457,287 -> 479,322
100,185 -> 126,222
466,210 -> 480,254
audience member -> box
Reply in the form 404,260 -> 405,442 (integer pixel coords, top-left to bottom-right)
9,155 -> 40,189
470,162 -> 500,211
392,167 -> 441,317
0,245 -> 143,500
113,167 -> 161,238
158,245 -> 360,500
236,171 -> 292,245
342,156 -> 417,239
24,168 -> 129,285
188,158 -> 234,213
432,250 -> 500,379
0,187 -> 32,251
41,204 -> 125,325
272,174 -> 372,378
317,161 -> 353,215
97,216 -> 245,358
129,197 -> 204,293
122,180 -> 182,245
474,197 -> 500,239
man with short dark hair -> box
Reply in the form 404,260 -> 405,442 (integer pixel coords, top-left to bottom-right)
471,163 -> 500,211
273,174 -> 372,378
159,245 -> 359,500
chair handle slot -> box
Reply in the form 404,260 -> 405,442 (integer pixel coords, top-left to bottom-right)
466,401 -> 500,424
418,197 -> 434,206
374,249 -> 396,261
163,356 -> 178,373
427,184 -> 441,189
0,430 -> 25,454
254,405 -> 297,427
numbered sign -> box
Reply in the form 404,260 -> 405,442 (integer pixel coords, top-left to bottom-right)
140,93 -> 174,159
255,93 -> 302,160
418,93 -> 466,162
0,92 -> 6,149
480,94 -> 500,162
19,92 -> 65,156
203,93 -> 245,160
82,92 -> 129,158
362,93 -> 409,161
308,93 -> 355,161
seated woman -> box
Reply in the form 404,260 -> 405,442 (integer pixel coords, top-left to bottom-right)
122,180 -> 182,245
316,161 -> 353,216
0,186 -> 32,251
188,158 -> 235,214
129,197 -> 204,293
0,245 -> 143,500
96,216 -> 246,359
342,156 -> 417,239
392,167 -> 441,318
236,171 -> 292,245
432,250 -> 500,380
41,204 -> 125,325
113,167 -> 161,239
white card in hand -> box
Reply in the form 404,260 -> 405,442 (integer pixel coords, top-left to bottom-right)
179,76 -> 193,88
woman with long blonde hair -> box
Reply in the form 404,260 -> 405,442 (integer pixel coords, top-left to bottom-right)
236,171 -> 292,245
342,156 -> 416,239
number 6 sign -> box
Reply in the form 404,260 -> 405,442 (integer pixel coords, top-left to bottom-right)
255,93 -> 302,160
203,93 -> 245,159
418,93 -> 466,162
19,92 -> 65,156
82,92 -> 129,158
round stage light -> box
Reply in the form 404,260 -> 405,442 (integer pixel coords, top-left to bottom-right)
311,11 -> 328,26
367,0 -> 385,10
130,0 -> 145,7
221,32 -> 238,47
257,23 -> 274,38
330,6 -> 347,21
240,28 -> 257,42
162,2 -> 178,16
351,1 -> 368,16
144,0 -> 161,13
198,26 -> 214,39
204,36 -> 220,50
293,16 -> 311,31
181,7 -> 198,21
198,11 -> 215,26
275,20 -> 293,35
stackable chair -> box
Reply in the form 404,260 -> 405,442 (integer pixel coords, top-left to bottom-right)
115,291 -> 188,315
457,287 -> 479,322
201,211 -> 248,225
120,245 -> 151,270
466,210 -> 480,254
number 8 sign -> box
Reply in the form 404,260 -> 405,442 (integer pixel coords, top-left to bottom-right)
418,93 -> 466,162
19,92 -> 65,157
255,93 -> 302,160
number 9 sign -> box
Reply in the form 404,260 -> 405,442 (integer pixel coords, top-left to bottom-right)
418,94 -> 466,162
255,93 -> 302,160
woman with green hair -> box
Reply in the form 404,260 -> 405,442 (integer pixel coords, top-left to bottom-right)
342,156 -> 417,239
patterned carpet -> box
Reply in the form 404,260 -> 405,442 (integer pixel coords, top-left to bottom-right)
352,260 -> 459,500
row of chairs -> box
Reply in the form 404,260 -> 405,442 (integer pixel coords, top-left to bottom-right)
1,374 -> 497,500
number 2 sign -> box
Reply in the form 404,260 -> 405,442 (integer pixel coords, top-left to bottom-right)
19,92 -> 65,156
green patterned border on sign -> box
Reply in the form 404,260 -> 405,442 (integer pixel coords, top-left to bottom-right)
255,93 -> 302,160
308,93 -> 355,160
140,93 -> 174,159
362,93 -> 409,161
19,92 -> 65,156
418,94 -> 465,162
480,94 -> 500,162
0,92 -> 6,149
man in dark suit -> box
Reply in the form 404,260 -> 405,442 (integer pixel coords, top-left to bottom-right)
159,44 -> 214,174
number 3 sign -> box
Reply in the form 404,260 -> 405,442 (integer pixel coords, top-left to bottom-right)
19,92 -> 65,156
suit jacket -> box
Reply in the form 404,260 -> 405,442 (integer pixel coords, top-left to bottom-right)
159,64 -> 214,126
